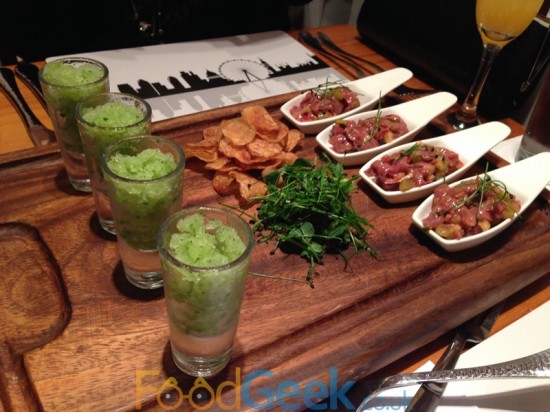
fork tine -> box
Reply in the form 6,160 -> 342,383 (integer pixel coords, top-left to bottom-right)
299,31 -> 369,79
315,31 -> 436,97
317,31 -> 386,73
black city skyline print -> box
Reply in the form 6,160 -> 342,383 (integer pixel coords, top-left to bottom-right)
117,55 -> 330,99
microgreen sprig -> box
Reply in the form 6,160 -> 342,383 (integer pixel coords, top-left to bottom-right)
244,156 -> 376,287
312,79 -> 346,100
396,143 -> 450,182
362,93 -> 383,144
438,163 -> 515,218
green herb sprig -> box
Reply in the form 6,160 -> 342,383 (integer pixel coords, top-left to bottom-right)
246,156 -> 376,287
312,79 -> 346,100
438,164 -> 515,218
396,143 -> 451,183
363,93 -> 383,144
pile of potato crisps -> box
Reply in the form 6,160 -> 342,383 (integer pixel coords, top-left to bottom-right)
185,105 -> 304,201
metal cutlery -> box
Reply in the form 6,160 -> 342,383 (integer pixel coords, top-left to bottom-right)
316,31 -> 386,74
0,67 -> 56,146
317,31 -> 436,96
405,301 -> 504,412
299,30 -> 436,97
299,30 -> 368,79
14,62 -> 46,109
356,347 -> 550,411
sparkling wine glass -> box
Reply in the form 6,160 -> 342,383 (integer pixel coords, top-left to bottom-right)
447,0 -> 544,130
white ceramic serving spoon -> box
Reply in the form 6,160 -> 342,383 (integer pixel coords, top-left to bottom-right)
412,151 -> 550,252
315,91 -> 457,166
359,121 -> 511,203
280,67 -> 413,134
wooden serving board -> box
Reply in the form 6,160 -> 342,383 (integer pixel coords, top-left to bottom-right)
1,92 -> 549,412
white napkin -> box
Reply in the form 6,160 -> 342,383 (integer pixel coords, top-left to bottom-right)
490,135 -> 523,164
489,135 -> 550,192
361,300 -> 550,411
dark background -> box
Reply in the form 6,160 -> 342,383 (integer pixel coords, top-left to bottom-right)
356,0 -> 550,122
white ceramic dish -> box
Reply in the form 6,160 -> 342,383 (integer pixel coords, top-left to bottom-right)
359,121 -> 511,203
412,151 -> 550,252
280,67 -> 413,134
315,91 -> 457,166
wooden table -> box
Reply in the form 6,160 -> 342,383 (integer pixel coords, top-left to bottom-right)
1,24 -> 549,411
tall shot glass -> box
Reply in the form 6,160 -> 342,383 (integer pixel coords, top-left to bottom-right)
158,206 -> 254,377
39,57 -> 109,192
101,136 -> 185,289
77,93 -> 152,234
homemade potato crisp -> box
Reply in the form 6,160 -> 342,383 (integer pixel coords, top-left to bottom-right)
186,105 -> 304,201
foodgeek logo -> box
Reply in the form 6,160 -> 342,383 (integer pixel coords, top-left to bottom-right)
136,368 -> 413,411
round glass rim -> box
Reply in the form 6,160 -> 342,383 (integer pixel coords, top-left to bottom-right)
75,92 -> 153,131
100,135 -> 185,184
38,57 -> 109,88
157,206 -> 255,273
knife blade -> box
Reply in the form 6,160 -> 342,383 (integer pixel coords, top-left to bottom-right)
405,301 -> 505,412
14,62 -> 46,109
0,67 -> 56,146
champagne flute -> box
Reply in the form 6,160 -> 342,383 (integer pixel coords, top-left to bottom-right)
447,0 -> 544,130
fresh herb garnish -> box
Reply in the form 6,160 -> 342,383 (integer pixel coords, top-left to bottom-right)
246,156 -> 376,287
364,93 -> 383,144
399,143 -> 423,158
312,79 -> 346,100
438,164 -> 515,218
396,143 -> 450,183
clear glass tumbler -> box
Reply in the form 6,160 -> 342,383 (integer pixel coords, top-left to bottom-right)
516,64 -> 550,161
39,57 -> 109,192
77,93 -> 152,234
157,206 -> 254,377
101,136 -> 185,289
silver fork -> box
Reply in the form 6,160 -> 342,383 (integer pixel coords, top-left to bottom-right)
300,30 -> 435,97
299,30 -> 368,79
356,347 -> 550,411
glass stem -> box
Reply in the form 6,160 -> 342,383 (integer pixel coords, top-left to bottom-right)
459,43 -> 502,121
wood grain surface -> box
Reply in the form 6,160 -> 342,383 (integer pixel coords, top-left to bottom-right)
1,25 -> 549,412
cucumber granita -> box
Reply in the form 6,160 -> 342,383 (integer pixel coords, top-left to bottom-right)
158,207 -> 253,374
106,147 -> 180,250
103,137 -> 184,290
78,95 -> 151,234
42,61 -> 105,86
39,58 -> 109,192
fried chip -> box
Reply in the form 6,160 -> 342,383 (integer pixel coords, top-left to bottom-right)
201,125 -> 222,144
219,138 -> 255,164
204,156 -> 230,170
229,171 -> 268,200
284,129 -> 304,152
235,157 -> 283,171
241,106 -> 278,133
185,146 -> 219,162
217,161 -> 241,172
193,104 -> 304,201
256,119 -> 287,142
247,140 -> 282,159
212,172 -> 238,196
221,118 -> 256,146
